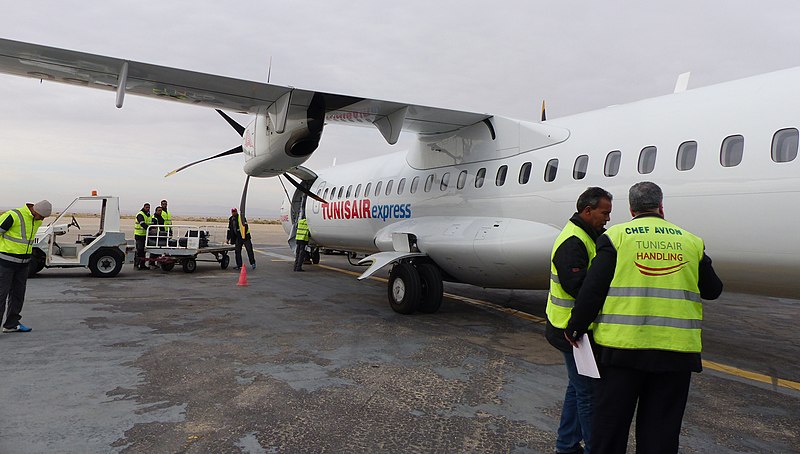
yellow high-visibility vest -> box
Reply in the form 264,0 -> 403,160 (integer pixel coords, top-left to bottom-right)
546,221 -> 596,328
594,216 -> 705,352
0,205 -> 42,263
295,218 -> 310,242
133,211 -> 151,237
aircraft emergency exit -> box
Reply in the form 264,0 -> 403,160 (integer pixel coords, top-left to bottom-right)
1,37 -> 798,314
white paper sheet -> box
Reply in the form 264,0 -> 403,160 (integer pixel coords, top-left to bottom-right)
573,333 -> 600,378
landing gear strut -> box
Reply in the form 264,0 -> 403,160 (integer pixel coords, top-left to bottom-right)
387,260 -> 444,314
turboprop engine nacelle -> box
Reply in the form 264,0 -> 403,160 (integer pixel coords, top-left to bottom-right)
242,93 -> 325,177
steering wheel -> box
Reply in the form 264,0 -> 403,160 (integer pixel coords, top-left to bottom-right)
70,215 -> 81,230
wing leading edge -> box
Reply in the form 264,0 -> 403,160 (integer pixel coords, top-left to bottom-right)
0,38 -> 491,142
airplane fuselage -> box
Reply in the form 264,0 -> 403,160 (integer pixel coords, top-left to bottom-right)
294,68 -> 800,298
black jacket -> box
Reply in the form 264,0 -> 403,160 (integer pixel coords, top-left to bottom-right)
565,213 -> 724,372
545,213 -> 602,353
227,214 -> 251,242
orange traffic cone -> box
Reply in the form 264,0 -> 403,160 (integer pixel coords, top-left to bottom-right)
237,265 -> 249,287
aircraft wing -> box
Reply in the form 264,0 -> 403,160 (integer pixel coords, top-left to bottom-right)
0,38 -> 490,141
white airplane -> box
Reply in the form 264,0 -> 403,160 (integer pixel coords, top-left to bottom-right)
1,38 -> 798,313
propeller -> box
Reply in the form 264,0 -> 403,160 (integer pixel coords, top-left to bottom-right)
164,109 -> 327,235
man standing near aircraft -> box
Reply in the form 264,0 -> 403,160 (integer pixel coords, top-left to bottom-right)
566,182 -> 723,454
546,187 -> 612,454
227,208 -> 256,271
0,200 -> 51,332
134,203 -> 152,270
160,199 -> 172,236
294,214 -> 310,272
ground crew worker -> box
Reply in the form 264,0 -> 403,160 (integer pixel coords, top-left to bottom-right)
0,200 -> 51,333
160,199 -> 172,236
546,187 -> 612,454
227,208 -> 256,270
294,215 -> 310,272
134,203 -> 152,270
566,182 -> 723,454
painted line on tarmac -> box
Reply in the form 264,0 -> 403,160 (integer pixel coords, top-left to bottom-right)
254,249 -> 800,392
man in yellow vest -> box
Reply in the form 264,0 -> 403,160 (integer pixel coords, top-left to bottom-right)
227,208 -> 256,270
546,187 -> 613,454
160,199 -> 172,236
294,214 -> 310,272
0,200 -> 51,332
566,182 -> 723,453
133,203 -> 152,270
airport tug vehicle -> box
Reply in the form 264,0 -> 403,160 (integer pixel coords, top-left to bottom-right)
29,195 -> 129,277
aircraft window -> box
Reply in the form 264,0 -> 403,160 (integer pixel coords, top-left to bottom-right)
772,128 -> 798,163
573,155 -> 588,180
385,180 -> 394,196
410,176 -> 419,193
364,183 -> 372,197
323,188 -> 330,199
355,184 -> 361,198
346,185 -> 353,198
519,162 -> 532,184
604,151 -> 621,177
425,174 -> 434,192
457,170 -> 467,189
676,141 -> 697,171
375,181 -> 383,196
638,146 -> 657,174
475,168 -> 486,188
496,165 -> 508,186
440,172 -> 450,191
337,187 -> 344,199
397,178 -> 406,194
544,159 -> 558,182
720,135 -> 744,167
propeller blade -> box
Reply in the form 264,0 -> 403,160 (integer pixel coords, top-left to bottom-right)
164,146 -> 243,177
238,175 -> 250,239
216,109 -> 246,137
283,173 -> 327,204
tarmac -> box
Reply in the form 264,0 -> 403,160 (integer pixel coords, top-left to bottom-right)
1,224 -> 798,453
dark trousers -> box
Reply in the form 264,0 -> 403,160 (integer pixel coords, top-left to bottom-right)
134,235 -> 146,269
0,263 -> 29,329
294,240 -> 308,271
591,365 -> 691,454
235,237 -> 255,268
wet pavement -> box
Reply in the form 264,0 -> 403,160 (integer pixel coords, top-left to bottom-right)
1,230 -> 798,453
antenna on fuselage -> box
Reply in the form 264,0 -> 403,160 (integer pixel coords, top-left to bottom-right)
267,56 -> 273,83
541,100 -> 547,122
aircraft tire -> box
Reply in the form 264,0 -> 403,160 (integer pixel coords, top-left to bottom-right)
388,262 -> 421,314
311,248 -> 321,264
416,263 -> 443,314
89,248 -> 125,277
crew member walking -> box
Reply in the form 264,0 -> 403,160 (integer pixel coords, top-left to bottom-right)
566,182 -> 723,454
0,200 -> 51,332
546,187 -> 612,454
227,208 -> 256,270
134,203 -> 152,270
294,215 -> 310,272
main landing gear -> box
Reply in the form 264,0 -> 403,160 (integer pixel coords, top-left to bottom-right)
387,260 -> 444,314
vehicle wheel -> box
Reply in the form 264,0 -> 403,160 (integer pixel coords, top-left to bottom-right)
28,250 -> 46,277
416,263 -> 444,314
182,258 -> 197,273
220,253 -> 230,269
388,262 -> 420,314
311,248 -> 320,264
89,248 -> 125,277
161,260 -> 175,272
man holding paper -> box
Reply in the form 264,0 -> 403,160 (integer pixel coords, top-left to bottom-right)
566,182 -> 723,454
545,187 -> 613,454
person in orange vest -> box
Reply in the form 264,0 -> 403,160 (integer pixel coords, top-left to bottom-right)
0,200 -> 51,332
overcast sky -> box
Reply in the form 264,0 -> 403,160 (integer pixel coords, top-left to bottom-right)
1,0 -> 798,217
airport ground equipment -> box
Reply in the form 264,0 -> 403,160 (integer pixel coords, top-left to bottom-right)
29,195 -> 130,277
143,224 -> 233,273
